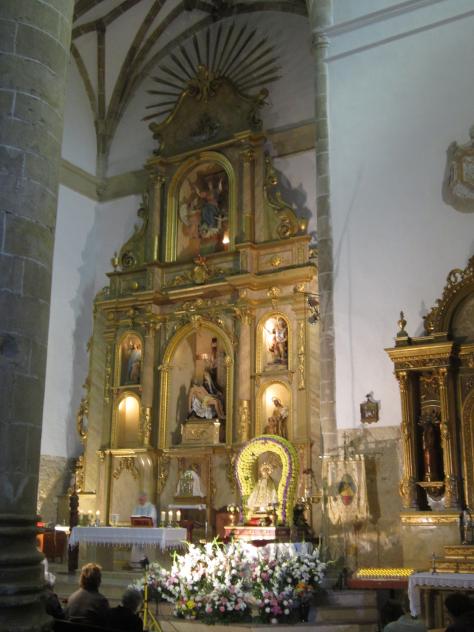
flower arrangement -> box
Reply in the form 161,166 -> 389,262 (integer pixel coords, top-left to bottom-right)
131,540 -> 326,625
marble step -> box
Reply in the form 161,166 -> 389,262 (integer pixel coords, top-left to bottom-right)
315,605 -> 379,625
321,590 -> 377,608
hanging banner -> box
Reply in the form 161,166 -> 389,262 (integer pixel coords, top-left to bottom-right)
323,456 -> 369,525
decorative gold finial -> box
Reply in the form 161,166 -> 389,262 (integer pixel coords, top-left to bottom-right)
111,251 -> 119,271
397,311 -> 408,337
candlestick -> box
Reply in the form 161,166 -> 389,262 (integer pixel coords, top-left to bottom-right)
160,510 -> 166,525
176,510 -> 181,523
168,509 -> 173,525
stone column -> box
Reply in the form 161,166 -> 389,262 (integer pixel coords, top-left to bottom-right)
307,0 -> 337,453
0,2 -> 74,630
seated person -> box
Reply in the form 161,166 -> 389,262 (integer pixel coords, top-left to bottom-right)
445,593 -> 474,632
41,559 -> 65,620
382,594 -> 427,632
188,380 -> 225,419
65,562 -> 109,627
108,588 -> 143,632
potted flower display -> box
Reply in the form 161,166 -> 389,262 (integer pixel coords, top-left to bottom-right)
131,541 -> 327,625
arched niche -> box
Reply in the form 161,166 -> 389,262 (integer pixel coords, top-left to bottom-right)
256,311 -> 291,373
115,330 -> 144,386
235,435 -> 299,525
158,319 -> 234,448
165,151 -> 236,262
112,391 -> 141,448
256,380 -> 292,440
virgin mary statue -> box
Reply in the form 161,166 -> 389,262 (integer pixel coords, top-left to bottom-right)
247,462 -> 278,513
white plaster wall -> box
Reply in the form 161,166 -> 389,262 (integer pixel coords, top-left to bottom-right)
62,59 -> 97,173
329,7 -> 474,428
272,151 -> 317,239
107,11 -> 313,175
41,189 -> 140,458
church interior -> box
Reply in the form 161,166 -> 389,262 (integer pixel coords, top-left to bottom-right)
1,0 -> 474,630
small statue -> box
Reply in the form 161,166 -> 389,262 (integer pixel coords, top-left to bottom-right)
247,462 -> 278,514
418,413 -> 442,482
266,317 -> 288,365
188,379 -> 225,419
263,397 -> 288,439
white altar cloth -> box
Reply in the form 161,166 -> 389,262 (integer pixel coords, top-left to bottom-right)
69,526 -> 187,550
408,572 -> 474,616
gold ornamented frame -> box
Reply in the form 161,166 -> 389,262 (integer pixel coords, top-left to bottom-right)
255,379 -> 292,440
158,319 -> 234,448
114,329 -> 145,387
256,311 -> 292,374
111,390 -> 142,448
164,150 -> 237,262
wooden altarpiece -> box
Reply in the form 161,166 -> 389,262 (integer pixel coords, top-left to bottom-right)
73,68 -> 319,536
386,255 -> 474,567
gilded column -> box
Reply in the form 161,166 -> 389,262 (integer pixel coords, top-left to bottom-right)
240,147 -> 255,242
438,368 -> 460,509
141,322 -> 158,446
236,306 -> 253,440
396,371 -> 419,509
0,2 -> 74,629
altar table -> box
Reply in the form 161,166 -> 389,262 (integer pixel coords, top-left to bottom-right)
69,526 -> 187,549
69,526 -> 187,570
408,571 -> 474,626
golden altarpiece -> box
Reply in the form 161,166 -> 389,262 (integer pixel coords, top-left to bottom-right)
74,68 -> 319,536
386,255 -> 474,567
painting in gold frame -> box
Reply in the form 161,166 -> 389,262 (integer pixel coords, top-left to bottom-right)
176,160 -> 229,262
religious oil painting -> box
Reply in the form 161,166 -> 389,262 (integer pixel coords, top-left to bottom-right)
177,161 -> 229,261
119,334 -> 142,385
262,314 -> 289,370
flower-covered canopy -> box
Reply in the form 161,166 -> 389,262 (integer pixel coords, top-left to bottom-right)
235,435 -> 299,525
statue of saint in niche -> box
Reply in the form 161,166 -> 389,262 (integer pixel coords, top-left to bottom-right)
120,336 -> 142,385
247,462 -> 278,514
177,162 -> 229,261
188,378 -> 225,420
418,413 -> 442,482
263,316 -> 288,369
263,397 -> 288,439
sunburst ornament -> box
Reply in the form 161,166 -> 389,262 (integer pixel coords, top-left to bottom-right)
144,22 -> 280,122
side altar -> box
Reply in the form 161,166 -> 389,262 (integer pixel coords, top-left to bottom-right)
72,48 -> 320,540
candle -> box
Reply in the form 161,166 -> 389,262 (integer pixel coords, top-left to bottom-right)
96,510 -> 100,516
176,510 -> 181,523
160,510 -> 166,524
168,510 -> 173,524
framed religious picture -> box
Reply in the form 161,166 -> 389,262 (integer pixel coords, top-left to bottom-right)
118,333 -> 143,386
175,160 -> 230,262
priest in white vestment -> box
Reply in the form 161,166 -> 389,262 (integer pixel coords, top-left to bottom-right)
130,492 -> 157,567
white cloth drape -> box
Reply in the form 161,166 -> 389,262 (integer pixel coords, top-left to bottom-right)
69,526 -> 187,550
408,572 -> 474,616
